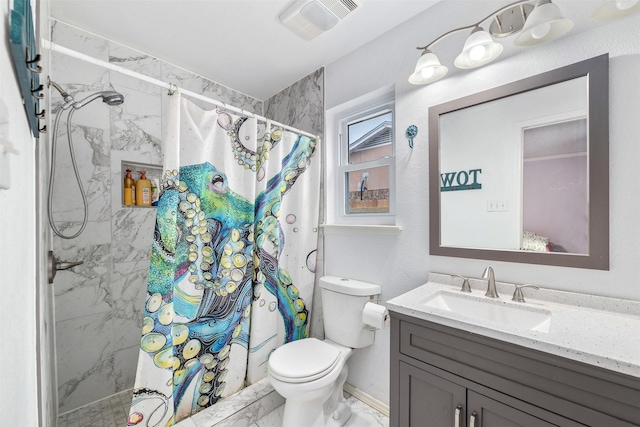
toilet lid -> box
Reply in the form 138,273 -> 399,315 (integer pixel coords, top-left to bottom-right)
268,338 -> 341,383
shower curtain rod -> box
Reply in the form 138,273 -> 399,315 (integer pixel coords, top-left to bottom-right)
41,39 -> 318,139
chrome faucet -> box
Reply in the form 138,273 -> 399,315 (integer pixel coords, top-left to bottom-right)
482,266 -> 499,298
451,274 -> 471,293
512,284 -> 540,303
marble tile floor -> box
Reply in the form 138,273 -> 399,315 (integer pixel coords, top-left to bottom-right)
57,389 -> 132,427
56,389 -> 388,427
248,394 -> 389,427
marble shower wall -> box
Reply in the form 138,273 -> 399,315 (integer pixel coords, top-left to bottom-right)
50,20 -> 262,414
264,68 -> 324,137
264,68 -> 326,340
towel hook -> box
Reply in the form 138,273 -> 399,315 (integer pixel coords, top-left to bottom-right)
34,104 -> 46,119
25,46 -> 42,73
31,78 -> 44,99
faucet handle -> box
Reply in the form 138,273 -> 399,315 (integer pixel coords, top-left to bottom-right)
451,274 -> 471,293
512,284 -> 540,303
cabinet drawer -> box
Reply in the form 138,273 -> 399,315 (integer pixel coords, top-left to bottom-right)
396,315 -> 640,427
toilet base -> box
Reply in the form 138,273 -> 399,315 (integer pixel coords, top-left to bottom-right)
270,339 -> 355,427
282,397 -> 326,427
279,362 -> 352,427
325,399 -> 352,427
324,364 -> 351,427
280,391 -> 353,427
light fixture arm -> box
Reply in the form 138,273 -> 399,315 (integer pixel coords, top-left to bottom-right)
416,0 -> 536,50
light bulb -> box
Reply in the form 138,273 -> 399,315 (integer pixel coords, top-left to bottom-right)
469,45 -> 486,61
420,67 -> 435,79
616,0 -> 639,10
531,22 -> 551,39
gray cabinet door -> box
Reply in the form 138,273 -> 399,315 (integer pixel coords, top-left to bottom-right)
399,361 -> 467,427
467,391 -> 560,427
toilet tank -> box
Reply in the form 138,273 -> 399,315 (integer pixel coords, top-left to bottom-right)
320,276 -> 381,348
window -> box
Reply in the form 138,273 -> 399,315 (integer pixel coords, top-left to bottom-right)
333,93 -> 395,224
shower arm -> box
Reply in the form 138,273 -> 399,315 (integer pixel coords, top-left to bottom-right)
48,78 -> 75,108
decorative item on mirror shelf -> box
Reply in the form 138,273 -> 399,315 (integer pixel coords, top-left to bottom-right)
522,231 -> 567,253
521,231 -> 550,252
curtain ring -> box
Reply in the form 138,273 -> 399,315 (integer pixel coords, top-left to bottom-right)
168,83 -> 177,96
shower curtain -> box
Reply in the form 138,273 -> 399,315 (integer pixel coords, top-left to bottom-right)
128,93 -> 320,426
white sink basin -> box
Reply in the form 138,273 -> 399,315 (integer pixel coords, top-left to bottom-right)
421,291 -> 552,333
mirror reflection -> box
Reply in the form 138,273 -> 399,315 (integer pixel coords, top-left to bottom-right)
429,54 -> 609,270
522,118 -> 588,254
440,76 -> 588,254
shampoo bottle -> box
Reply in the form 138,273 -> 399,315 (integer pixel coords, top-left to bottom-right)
150,178 -> 159,206
136,171 -> 152,206
123,169 -> 135,206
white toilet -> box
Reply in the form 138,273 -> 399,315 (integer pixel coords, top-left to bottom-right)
268,276 -> 382,427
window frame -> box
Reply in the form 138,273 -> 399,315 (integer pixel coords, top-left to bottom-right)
335,96 -> 396,224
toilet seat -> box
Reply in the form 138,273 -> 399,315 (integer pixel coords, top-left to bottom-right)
269,338 -> 342,383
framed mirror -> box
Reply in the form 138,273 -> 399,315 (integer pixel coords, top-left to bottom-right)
429,54 -> 609,270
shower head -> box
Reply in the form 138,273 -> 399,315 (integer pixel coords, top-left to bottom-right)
49,81 -> 125,111
72,91 -> 125,109
102,92 -> 125,106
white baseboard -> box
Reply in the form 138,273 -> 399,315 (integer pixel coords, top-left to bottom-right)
343,383 -> 389,417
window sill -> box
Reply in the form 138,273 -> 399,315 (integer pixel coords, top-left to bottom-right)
320,224 -> 402,236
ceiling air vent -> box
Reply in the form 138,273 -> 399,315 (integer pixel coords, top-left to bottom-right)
280,0 -> 363,40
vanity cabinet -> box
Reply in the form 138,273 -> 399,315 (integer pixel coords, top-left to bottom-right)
390,312 -> 640,427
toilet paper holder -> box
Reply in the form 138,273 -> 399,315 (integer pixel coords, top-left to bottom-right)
363,300 -> 389,330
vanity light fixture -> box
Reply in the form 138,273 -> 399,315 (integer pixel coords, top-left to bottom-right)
591,0 -> 640,20
513,0 -> 574,46
409,0 -> 573,85
408,50 -> 448,85
454,26 -> 504,69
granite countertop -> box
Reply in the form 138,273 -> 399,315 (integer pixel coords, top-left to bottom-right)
386,273 -> 640,378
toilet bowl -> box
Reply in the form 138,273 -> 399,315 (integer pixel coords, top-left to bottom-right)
267,276 -> 383,427
268,338 -> 353,427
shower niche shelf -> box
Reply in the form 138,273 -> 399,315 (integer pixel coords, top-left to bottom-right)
121,160 -> 162,208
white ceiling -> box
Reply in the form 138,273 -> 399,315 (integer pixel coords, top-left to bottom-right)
49,0 -> 441,100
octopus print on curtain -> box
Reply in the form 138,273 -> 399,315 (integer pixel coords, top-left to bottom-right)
128,92 -> 320,426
